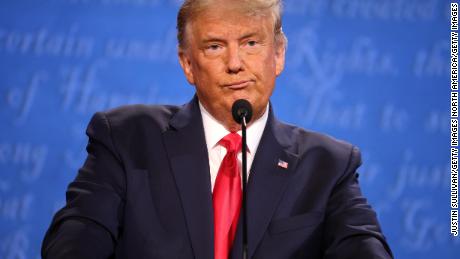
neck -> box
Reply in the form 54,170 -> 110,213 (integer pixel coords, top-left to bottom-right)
199,101 -> 268,133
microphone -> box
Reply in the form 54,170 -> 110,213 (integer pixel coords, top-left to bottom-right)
232,99 -> 253,125
231,99 -> 252,259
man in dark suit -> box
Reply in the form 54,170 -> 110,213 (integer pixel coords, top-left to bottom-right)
42,0 -> 393,258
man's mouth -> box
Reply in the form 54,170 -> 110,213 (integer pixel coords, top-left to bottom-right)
223,80 -> 253,89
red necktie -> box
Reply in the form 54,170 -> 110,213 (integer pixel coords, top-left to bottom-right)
213,133 -> 242,259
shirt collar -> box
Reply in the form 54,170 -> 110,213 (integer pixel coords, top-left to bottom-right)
199,101 -> 269,154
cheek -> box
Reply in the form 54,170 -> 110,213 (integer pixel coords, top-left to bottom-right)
255,54 -> 277,96
257,50 -> 277,70
192,59 -> 224,83
258,56 -> 277,83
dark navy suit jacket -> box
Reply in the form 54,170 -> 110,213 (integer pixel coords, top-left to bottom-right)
42,96 -> 393,258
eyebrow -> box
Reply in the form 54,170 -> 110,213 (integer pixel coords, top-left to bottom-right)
238,32 -> 260,41
200,32 -> 261,43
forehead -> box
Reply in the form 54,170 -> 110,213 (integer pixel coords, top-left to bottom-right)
186,4 -> 274,41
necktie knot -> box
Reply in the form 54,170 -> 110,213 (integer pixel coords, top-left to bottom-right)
219,133 -> 242,153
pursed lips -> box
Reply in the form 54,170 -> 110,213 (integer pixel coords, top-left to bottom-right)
222,80 -> 254,90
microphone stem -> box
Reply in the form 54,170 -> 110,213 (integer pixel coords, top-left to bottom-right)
242,116 -> 248,259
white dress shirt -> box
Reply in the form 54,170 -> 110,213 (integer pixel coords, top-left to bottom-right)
199,102 -> 269,192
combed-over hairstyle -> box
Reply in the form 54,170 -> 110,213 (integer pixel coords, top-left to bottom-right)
176,0 -> 287,48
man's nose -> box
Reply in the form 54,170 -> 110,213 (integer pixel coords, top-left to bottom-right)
226,45 -> 244,73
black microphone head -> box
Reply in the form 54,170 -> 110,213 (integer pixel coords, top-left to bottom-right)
232,99 -> 253,124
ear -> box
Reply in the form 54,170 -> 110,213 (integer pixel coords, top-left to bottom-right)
178,48 -> 195,85
274,41 -> 286,77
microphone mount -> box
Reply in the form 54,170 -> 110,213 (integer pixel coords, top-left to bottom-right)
231,99 -> 252,259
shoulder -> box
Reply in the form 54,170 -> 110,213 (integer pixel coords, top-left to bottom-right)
271,120 -> 362,185
89,103 -> 182,133
84,103 -> 185,151
84,103 -> 186,164
272,119 -> 360,165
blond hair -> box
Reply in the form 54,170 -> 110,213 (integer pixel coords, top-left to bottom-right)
177,0 -> 287,48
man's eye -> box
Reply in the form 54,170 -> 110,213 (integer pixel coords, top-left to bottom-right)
207,44 -> 221,50
247,40 -> 258,47
203,44 -> 224,56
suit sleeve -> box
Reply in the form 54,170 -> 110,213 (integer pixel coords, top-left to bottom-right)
42,112 -> 126,259
323,146 -> 393,259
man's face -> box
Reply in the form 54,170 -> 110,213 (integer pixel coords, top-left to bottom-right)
179,4 -> 285,131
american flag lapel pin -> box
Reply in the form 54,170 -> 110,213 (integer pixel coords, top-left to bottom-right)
277,159 -> 288,169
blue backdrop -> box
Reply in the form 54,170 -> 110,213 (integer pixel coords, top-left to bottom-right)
0,0 -> 453,258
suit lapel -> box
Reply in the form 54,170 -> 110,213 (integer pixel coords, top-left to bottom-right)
232,110 -> 299,258
163,97 -> 214,259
